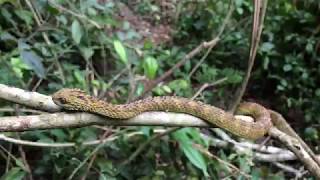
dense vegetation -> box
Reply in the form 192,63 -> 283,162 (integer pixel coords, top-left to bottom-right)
0,0 -> 319,179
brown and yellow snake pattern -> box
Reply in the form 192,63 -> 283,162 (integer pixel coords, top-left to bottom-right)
52,88 -> 273,140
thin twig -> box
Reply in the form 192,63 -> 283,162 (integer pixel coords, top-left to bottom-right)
5,144 -> 12,173
188,44 -> 215,79
0,130 -> 302,162
192,78 -> 228,99
138,37 -> 220,98
67,129 -> 126,180
0,145 -> 29,172
0,108 -> 45,114
48,0 -> 101,29
16,133 -> 34,180
229,0 -> 268,112
25,0 -> 66,84
139,1 -> 235,97
121,127 -> 180,165
80,130 -> 112,180
188,1 -> 235,78
67,141 -> 103,180
193,143 -> 251,179
273,162 -> 306,178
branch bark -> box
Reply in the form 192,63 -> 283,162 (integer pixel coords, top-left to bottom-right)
0,84 -> 59,112
0,111 -> 212,132
269,127 -> 320,178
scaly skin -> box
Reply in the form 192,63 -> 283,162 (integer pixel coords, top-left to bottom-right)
52,88 -> 272,140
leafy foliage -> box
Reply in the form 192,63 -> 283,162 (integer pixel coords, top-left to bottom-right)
0,0 -> 319,179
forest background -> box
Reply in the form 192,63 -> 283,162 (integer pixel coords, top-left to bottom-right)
0,0 -> 319,179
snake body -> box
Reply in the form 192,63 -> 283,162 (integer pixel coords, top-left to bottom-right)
52,88 -> 272,140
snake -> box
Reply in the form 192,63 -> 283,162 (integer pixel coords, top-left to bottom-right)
52,88 -> 273,140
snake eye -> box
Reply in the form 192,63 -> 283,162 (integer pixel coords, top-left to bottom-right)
57,97 -> 67,104
77,95 -> 85,100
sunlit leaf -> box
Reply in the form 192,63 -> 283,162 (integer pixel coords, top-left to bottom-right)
305,127 -> 319,140
73,70 -> 86,87
0,167 -> 26,180
315,89 -> 320,97
173,129 -> 208,176
113,40 -> 128,64
10,57 -> 30,78
15,10 -> 33,26
162,85 -> 172,94
260,42 -> 274,52
283,64 -> 292,72
143,56 -> 158,79
140,127 -> 152,137
79,46 -> 94,61
71,20 -> 83,44
135,82 -> 145,96
15,158 -> 27,171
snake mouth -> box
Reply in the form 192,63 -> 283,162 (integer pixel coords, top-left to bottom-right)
52,97 -> 66,107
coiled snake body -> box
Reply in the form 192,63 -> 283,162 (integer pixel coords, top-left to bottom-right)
52,88 -> 272,140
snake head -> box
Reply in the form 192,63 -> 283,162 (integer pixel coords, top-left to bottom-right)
52,88 -> 88,111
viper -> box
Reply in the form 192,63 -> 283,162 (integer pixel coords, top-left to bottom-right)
52,88 -> 273,140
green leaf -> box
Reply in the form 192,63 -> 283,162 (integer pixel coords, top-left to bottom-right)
140,127 -> 152,137
251,168 -> 262,180
113,40 -> 128,64
96,158 -> 115,174
10,57 -> 30,78
50,129 -> 67,141
0,167 -> 26,180
0,32 -> 17,41
135,82 -> 145,96
304,127 -> 319,140
143,56 -> 158,79
280,79 -> 288,87
221,68 -> 242,84
73,70 -> 86,88
1,8 -> 17,27
263,56 -> 270,70
235,0 -> 244,14
18,40 -> 46,78
143,39 -> 153,49
168,79 -> 189,90
15,158 -> 27,171
260,42 -> 274,52
306,40 -> 314,53
14,10 -> 33,26
315,89 -> 320,97
162,85 -> 172,94
283,64 -> 292,72
186,128 -> 208,146
71,20 -> 83,44
79,46 -> 94,61
173,129 -> 208,176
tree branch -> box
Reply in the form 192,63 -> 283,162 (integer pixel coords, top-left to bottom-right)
0,83 -> 319,178
0,84 -> 59,112
269,127 -> 320,178
0,111 -> 212,132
